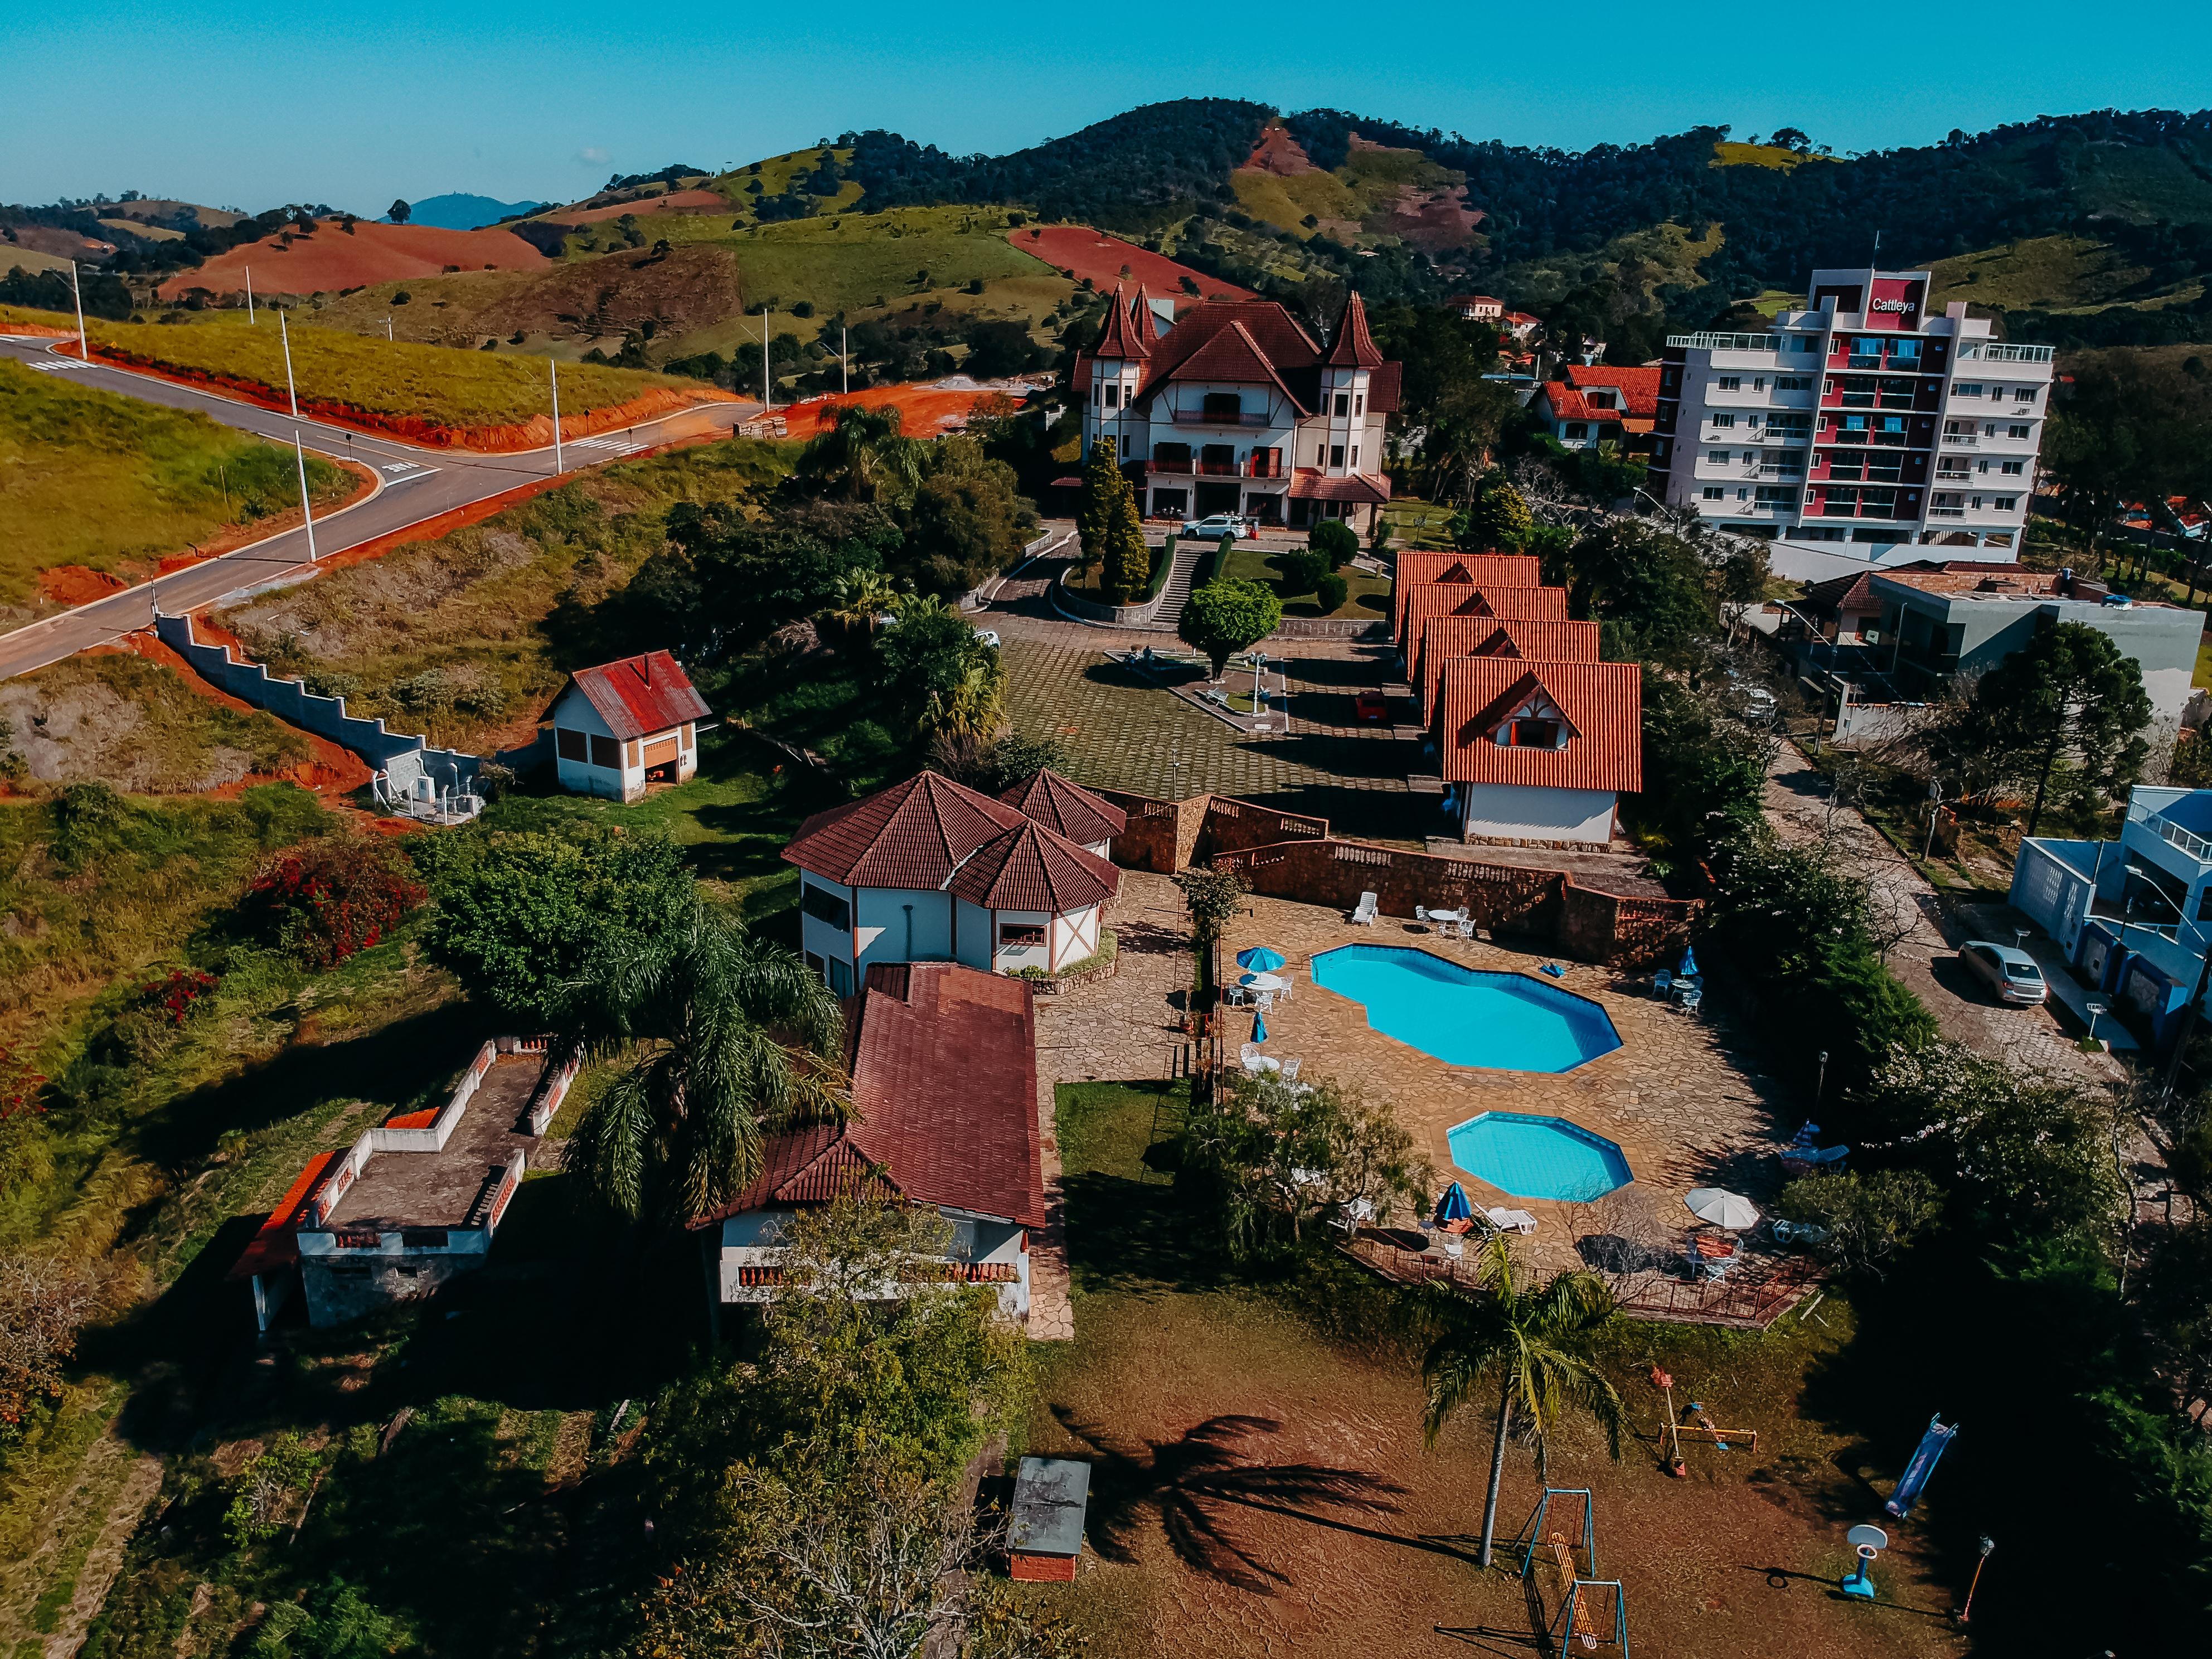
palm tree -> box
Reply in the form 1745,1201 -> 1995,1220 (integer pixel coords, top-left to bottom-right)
558,901 -> 847,1225
798,403 -> 924,503
821,569 -> 897,641
1419,1236 -> 1624,1566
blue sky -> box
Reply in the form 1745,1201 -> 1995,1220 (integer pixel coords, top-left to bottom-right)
6,2 -> 2210,213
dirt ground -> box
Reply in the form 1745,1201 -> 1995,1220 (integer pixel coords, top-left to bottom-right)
1011,226 -> 1254,305
154,219 -> 547,301
779,382 -> 1036,439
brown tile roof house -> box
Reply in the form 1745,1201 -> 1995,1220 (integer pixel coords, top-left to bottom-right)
1390,551 -> 1544,643
785,770 -> 1123,988
1433,656 -> 1644,846
692,963 -> 1046,1325
998,768 -> 1128,852
1399,580 -> 1571,656
1414,617 -> 1603,723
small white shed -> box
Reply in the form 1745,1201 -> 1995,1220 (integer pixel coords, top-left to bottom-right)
549,651 -> 711,804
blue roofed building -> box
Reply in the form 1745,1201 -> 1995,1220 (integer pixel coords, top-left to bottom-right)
2010,784 -> 2212,1047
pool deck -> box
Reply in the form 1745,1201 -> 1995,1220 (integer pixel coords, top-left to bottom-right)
1222,894 -> 1801,1283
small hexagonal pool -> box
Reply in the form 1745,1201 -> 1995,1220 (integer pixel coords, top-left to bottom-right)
1448,1113 -> 1633,1202
1309,944 -> 1622,1072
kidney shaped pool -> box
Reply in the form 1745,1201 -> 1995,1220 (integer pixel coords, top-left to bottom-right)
1308,944 -> 1622,1073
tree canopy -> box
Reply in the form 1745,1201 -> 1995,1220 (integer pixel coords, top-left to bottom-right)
1959,615 -> 2152,831
1178,578 -> 1282,676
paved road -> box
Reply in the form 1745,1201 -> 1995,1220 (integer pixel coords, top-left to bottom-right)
0,334 -> 757,680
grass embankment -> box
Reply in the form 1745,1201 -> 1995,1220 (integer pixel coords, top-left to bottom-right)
1231,135 -> 1468,243
1034,1084 -> 1945,1659
0,357 -> 349,609
1927,232 -> 2195,315
1221,545 -> 1388,619
0,655 -> 311,793
0,306 -> 700,430
215,438 -> 793,754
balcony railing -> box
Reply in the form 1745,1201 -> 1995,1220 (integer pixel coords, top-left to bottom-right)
1959,341 -> 2056,363
2160,814 -> 2212,866
1171,409 -> 1272,426
1942,433 -> 1979,447
1928,506 -> 1966,518
1667,331 -> 1780,352
1150,458 -> 1286,479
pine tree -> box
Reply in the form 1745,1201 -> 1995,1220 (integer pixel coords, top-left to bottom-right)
1108,483 -> 1149,601
1075,436 -> 1120,583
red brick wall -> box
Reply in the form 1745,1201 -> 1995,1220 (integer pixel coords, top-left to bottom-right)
1197,796 -> 1330,857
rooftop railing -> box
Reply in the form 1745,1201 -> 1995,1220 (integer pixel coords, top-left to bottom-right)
1667,332 -> 1781,352
1958,341 -> 2056,363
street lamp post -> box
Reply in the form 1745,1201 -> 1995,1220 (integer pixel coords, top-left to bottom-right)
245,265 -> 255,324
278,308 -> 299,418
549,357 -> 564,474
67,261 -> 87,361
292,430 -> 318,561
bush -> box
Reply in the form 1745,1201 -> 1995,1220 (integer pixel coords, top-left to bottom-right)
1275,548 -> 1327,594
1314,571 -> 1348,613
1309,518 -> 1360,570
1777,1168 -> 1942,1278
244,837 -> 425,969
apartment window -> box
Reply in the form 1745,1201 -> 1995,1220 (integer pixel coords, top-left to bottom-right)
1333,392 -> 1350,416
1563,423 -> 1587,441
1995,496 -> 2019,511
1502,717 -> 1560,748
1737,486 -> 1750,500
1330,444 -> 1345,468
1094,384 -> 1103,406
555,727 -> 586,762
1103,383 -> 1118,409
1794,335 -> 1818,351
1354,394 -> 1364,415
1702,486 -> 1724,500
799,883 -> 851,931
1753,376 -> 1767,391
1710,413 -> 1735,428
1717,376 -> 1741,392
1000,922 -> 1047,948
588,734 -> 620,770
1777,375 -> 1812,391
2012,387 -> 2038,404
1350,445 -> 1359,467
2001,460 -> 2025,476
1707,450 -> 1731,464
2009,424 -> 2031,439
1955,383 -> 1983,397
1755,486 -> 1796,503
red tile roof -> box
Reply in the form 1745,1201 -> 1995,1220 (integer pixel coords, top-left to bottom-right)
1287,469 -> 1391,504
1414,617 -> 1603,721
1326,292 -> 1386,368
1400,584 -> 1571,651
1564,364 -> 1662,413
1390,551 -> 1544,642
784,770 -> 1030,890
566,652 -> 711,741
1434,657 -> 1643,793
1093,280 -> 1150,360
1164,319 -> 1312,414
949,820 -> 1119,913
694,963 -> 1045,1229
228,1151 -> 342,1281
998,769 -> 1127,845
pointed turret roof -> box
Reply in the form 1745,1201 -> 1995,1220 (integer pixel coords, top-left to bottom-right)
1326,290 -> 1385,369
1093,281 -> 1147,360
1128,284 -> 1157,352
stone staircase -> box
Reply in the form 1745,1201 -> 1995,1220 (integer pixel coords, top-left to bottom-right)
1144,538 -> 1209,633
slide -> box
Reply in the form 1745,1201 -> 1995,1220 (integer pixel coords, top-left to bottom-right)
1885,1415 -> 1958,1518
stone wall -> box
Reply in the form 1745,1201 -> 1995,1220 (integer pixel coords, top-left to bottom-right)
1094,785 -> 1697,970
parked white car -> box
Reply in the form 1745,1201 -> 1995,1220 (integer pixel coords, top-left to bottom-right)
1185,513 -> 1251,540
1958,940 -> 2048,1006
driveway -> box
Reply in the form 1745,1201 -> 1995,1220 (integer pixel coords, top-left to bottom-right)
1763,740 -> 2118,1084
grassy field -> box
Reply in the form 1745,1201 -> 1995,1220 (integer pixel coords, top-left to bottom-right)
215,438 -> 792,752
0,654 -> 311,793
1379,497 -> 1457,550
1221,545 -> 1389,619
1925,233 -> 2195,314
0,305 -> 696,428
1497,220 -> 1724,312
1710,139 -> 1834,171
1033,1083 -> 1965,1659
0,356 -> 350,608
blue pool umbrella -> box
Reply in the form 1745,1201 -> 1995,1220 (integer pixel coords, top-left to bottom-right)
1251,1008 -> 1269,1044
1436,1182 -> 1474,1225
1680,945 -> 1700,978
1236,946 -> 1287,972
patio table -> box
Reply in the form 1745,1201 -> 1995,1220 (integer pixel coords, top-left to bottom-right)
1240,972 -> 1287,992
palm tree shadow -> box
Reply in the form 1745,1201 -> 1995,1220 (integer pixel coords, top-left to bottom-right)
1054,1408 -> 1410,1593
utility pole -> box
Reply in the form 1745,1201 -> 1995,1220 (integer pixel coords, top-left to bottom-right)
549,357 -> 564,473
245,265 -> 255,323
279,307 -> 299,418
384,316 -> 393,342
841,323 -> 848,396
760,309 -> 772,412
292,430 -> 318,560
67,261 -> 87,361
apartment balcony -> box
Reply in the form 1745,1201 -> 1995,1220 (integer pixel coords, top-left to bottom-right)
1928,506 -> 1966,519
1667,331 -> 1781,352
1149,457 -> 1287,479
1942,432 -> 1978,447
1170,409 -> 1272,427
1958,341 -> 2056,364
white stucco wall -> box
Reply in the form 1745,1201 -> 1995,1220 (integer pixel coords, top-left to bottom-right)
549,684 -> 695,803
1458,783 -> 1618,846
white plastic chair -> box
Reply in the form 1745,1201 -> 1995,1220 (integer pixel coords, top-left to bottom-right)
1278,1056 -> 1302,1081
1351,891 -> 1379,926
1227,987 -> 1246,1006
1254,991 -> 1275,1013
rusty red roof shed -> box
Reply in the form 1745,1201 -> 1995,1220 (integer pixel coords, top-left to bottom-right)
565,652 -> 711,742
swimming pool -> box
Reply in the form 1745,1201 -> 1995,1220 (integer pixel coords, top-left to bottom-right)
1448,1113 -> 1634,1201
1308,945 -> 1622,1072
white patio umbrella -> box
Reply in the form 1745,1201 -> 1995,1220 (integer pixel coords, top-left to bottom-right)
1685,1188 -> 1761,1231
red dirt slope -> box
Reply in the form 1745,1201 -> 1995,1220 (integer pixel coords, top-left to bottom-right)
157,220 -> 547,300
780,385 -> 1023,441
545,189 -> 731,226
1011,227 -> 1252,307
1242,123 -> 1322,177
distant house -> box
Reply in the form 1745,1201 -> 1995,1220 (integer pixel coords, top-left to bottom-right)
1432,656 -> 1643,846
1531,366 -> 1661,452
692,962 -> 1047,1328
783,770 -> 1122,995
1503,311 -> 1544,342
549,652 -> 710,803
1449,294 -> 1505,322
1388,551 -> 1544,646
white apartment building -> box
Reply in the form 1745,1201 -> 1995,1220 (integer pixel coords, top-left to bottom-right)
1651,268 -> 2056,580
1073,284 -> 1401,532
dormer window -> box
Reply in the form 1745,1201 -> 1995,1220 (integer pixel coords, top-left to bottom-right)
1502,717 -> 1561,749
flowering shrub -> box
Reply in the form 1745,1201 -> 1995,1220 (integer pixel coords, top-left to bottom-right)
246,838 -> 426,968
137,967 -> 219,1027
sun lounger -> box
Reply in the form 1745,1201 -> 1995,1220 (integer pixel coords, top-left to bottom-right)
1351,891 -> 1379,926
1484,1207 -> 1539,1236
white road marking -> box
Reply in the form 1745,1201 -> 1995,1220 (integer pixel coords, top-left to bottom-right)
569,435 -> 642,455
27,358 -> 93,372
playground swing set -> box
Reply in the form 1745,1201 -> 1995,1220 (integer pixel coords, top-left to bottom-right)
1511,1488 -> 1632,1657
1648,1366 -> 1757,1476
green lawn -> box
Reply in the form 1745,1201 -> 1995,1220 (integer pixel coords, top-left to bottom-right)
0,356 -> 348,607
1220,545 -> 1389,619
1379,497 -> 1457,550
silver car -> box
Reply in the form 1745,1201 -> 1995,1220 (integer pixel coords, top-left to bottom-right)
1958,940 -> 2048,1006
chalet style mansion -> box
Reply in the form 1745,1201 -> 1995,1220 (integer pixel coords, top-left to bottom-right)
1073,284 -> 1400,533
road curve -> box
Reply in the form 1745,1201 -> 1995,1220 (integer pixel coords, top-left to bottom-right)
0,335 -> 759,681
